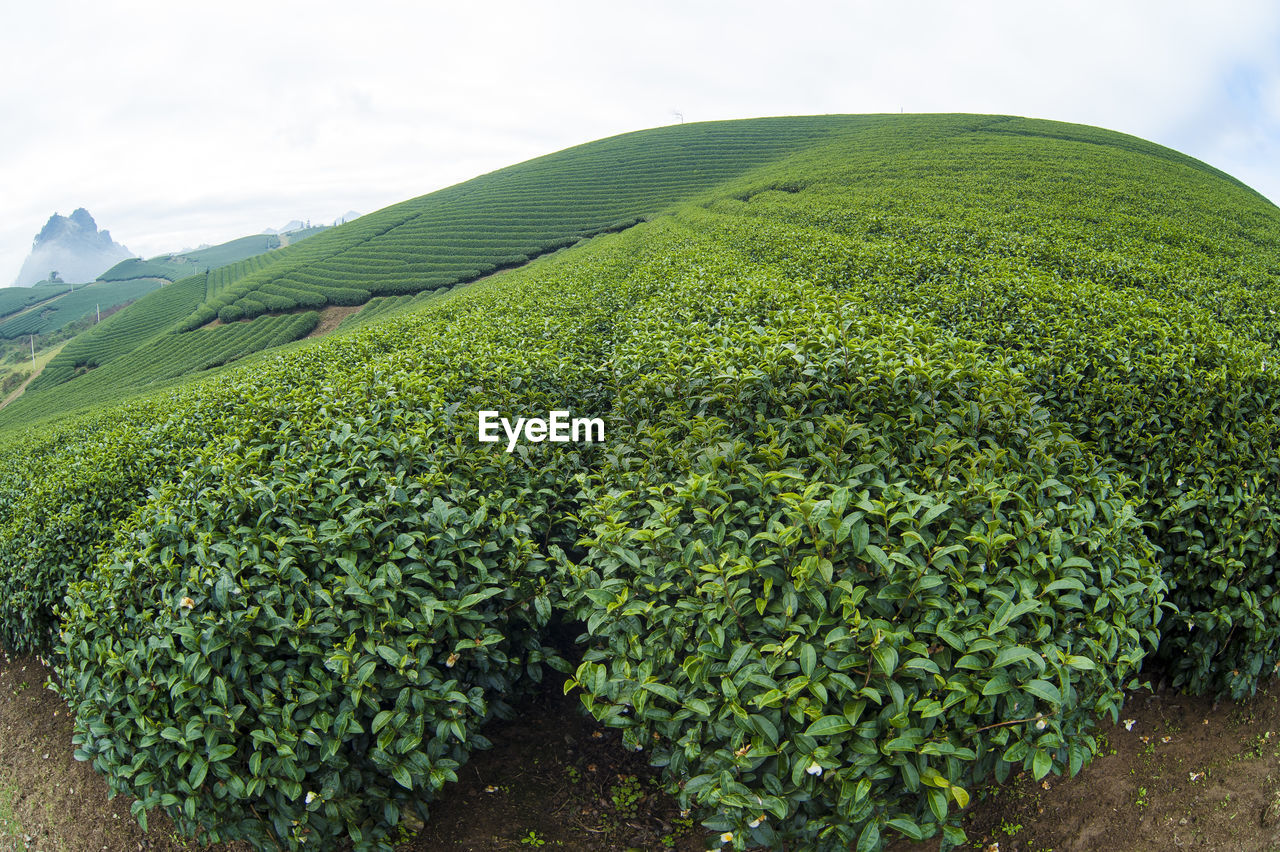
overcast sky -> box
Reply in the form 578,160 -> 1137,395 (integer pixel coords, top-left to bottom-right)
2,1 -> 1278,285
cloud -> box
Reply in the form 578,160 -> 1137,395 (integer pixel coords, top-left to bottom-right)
1,1 -> 1277,283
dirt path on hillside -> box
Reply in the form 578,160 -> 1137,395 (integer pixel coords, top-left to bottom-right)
0,342 -> 67,412
305,304 -> 363,338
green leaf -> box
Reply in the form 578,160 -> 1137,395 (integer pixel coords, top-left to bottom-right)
188,757 -> 208,789
640,681 -> 679,704
1032,748 -> 1053,780
927,787 -> 948,822
805,715 -> 852,737
533,594 -> 551,623
751,714 -> 780,747
865,544 -> 891,571
849,521 -> 869,555
992,646 -> 1039,669
887,817 -> 925,840
799,644 -> 817,677
981,673 -> 1012,696
1023,679 -> 1062,705
726,642 -> 754,673
872,644 -> 898,677
856,821 -> 881,852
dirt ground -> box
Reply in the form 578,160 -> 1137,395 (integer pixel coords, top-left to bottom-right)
0,653 -> 698,852
5,647 -> 1280,852
303,305 -> 363,339
889,680 -> 1280,852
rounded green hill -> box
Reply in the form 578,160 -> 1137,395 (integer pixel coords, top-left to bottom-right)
3,114 -> 1279,851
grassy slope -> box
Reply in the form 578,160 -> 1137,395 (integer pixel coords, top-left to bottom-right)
179,115 -> 864,322
0,281 -> 73,319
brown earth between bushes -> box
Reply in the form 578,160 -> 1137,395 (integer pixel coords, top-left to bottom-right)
5,649 -> 1280,852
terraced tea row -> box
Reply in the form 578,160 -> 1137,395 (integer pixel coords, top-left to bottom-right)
0,277 -> 164,339
0,280 -> 71,319
174,116 -> 865,328
100,230 -> 326,284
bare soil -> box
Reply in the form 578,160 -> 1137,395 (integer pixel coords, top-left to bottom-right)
304,305 -> 363,339
6,647 -> 1280,852
889,679 -> 1280,852
0,654 -> 698,852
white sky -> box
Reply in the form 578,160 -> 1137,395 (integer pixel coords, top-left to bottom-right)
2,1 -> 1279,284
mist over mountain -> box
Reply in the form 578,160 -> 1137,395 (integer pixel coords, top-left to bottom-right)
13,209 -> 134,287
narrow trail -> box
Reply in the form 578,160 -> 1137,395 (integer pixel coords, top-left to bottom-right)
0,341 -> 67,412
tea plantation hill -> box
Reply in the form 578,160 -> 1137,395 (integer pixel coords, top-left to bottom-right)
3,114 -> 1280,851
0,276 -> 165,339
98,225 -> 330,285
0,116 -> 856,427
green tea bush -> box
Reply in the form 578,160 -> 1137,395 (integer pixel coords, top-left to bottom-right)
563,294 -> 1164,849
217,304 -> 245,323
58,387 -> 568,850
0,408 -> 208,654
858,267 -> 1280,698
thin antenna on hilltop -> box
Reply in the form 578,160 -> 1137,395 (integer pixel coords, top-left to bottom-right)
673,110 -> 684,124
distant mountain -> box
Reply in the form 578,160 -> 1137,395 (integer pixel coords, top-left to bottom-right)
13,209 -> 134,287
262,220 -> 307,235
262,212 -> 359,235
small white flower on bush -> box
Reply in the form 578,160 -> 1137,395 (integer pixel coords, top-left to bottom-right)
445,653 -> 459,668
1123,719 -> 1136,731
1035,717 -> 1047,731
719,832 -> 734,844
305,791 -> 317,804
806,761 -> 823,776
748,815 -> 765,828
179,596 -> 195,610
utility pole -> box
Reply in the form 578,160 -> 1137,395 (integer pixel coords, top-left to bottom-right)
30,335 -> 35,369
97,303 -> 100,323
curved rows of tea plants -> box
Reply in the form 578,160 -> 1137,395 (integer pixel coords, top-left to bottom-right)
10,308 -> 316,424
171,116 -> 863,329
1,115 -> 1280,851
28,274 -> 210,392
336,290 -> 453,332
100,231 -> 323,284
0,280 -> 71,318
0,277 -> 164,339
99,257 -> 200,282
